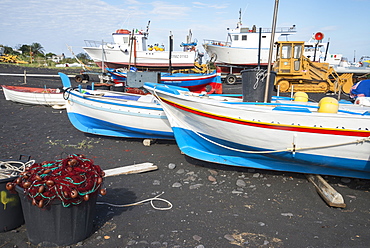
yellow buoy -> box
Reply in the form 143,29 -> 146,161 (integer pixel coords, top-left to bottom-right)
318,97 -> 339,113
293,92 -> 308,102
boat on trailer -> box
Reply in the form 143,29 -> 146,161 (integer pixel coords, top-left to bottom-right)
83,22 -> 198,71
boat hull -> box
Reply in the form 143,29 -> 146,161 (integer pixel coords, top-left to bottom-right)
106,69 -> 223,94
145,83 -> 370,179
203,44 -> 271,66
65,89 -> 174,139
1,85 -> 65,106
83,47 -> 196,70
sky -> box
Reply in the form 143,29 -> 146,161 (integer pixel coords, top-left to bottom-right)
1,0 -> 369,62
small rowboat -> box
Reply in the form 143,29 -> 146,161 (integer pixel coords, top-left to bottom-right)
1,85 -> 66,108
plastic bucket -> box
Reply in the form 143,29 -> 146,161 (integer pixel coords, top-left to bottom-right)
16,186 -> 97,246
0,176 -> 24,232
241,68 -> 276,102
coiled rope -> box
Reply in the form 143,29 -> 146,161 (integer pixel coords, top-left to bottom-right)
0,160 -> 35,179
97,191 -> 173,211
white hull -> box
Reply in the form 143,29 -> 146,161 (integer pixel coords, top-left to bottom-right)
145,83 -> 370,179
203,44 -> 272,65
2,85 -> 66,107
65,89 -> 173,139
84,47 -> 196,69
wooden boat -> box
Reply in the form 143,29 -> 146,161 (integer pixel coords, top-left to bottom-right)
59,72 -> 173,139
144,82 -> 370,179
1,85 -> 66,107
59,72 -> 238,139
105,68 -> 223,94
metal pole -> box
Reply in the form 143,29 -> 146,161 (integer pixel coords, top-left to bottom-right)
258,27 -> 262,69
169,32 -> 173,74
264,0 -> 279,103
101,40 -> 104,84
324,38 -> 330,61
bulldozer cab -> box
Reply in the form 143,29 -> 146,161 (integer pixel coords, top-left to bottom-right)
274,41 -> 305,75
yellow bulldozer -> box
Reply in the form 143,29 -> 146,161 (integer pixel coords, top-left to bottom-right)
273,41 -> 353,94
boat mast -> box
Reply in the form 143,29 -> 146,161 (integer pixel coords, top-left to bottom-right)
264,0 -> 279,103
169,32 -> 173,73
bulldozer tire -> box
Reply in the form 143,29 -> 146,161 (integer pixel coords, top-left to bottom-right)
225,74 -> 237,85
276,80 -> 290,92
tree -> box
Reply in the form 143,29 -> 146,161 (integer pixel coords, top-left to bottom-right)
45,52 -> 57,59
76,52 -> 91,61
30,43 -> 45,56
19,44 -> 31,55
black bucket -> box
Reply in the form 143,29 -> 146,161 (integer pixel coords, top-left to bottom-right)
241,68 -> 276,102
0,174 -> 24,232
16,186 -> 97,246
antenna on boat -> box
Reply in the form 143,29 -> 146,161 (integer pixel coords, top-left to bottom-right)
146,20 -> 151,36
264,0 -> 279,103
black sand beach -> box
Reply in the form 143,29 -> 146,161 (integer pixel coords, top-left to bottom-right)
0,64 -> 369,248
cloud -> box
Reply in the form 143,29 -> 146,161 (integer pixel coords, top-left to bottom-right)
149,1 -> 190,18
192,1 -> 228,9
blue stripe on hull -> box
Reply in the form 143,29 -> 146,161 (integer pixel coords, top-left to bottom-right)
173,127 -> 370,179
68,112 -> 174,139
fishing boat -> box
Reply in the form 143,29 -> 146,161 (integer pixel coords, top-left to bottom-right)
202,10 -> 296,71
105,68 -> 223,94
332,56 -> 370,75
144,83 -> 370,179
1,85 -> 67,107
59,72 -> 173,140
83,22 -> 198,71
202,10 -> 344,85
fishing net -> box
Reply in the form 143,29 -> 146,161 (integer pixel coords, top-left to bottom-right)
6,154 -> 106,208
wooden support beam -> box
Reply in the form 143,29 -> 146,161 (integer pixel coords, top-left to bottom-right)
104,162 -> 158,177
306,174 -> 346,208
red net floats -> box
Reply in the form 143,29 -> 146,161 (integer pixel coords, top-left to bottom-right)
6,154 -> 106,208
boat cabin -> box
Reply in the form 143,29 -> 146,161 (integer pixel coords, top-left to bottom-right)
112,29 -> 148,52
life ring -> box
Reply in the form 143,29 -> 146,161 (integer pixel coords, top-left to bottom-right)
116,29 -> 130,34
314,32 -> 324,41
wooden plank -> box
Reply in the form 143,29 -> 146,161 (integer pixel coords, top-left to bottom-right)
104,162 -> 157,177
306,174 -> 346,208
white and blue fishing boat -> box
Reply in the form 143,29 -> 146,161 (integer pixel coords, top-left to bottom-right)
105,68 -> 223,94
144,82 -> 370,179
59,73 -> 173,140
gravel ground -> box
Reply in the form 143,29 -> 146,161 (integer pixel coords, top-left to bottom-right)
0,64 -> 369,248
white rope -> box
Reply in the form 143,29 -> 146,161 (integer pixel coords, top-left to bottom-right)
254,69 -> 268,89
97,192 -> 173,211
0,160 -> 35,179
151,86 -> 370,155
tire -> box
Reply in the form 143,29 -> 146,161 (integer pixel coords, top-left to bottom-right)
225,74 -> 237,85
210,53 -> 217,63
75,75 -> 83,83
